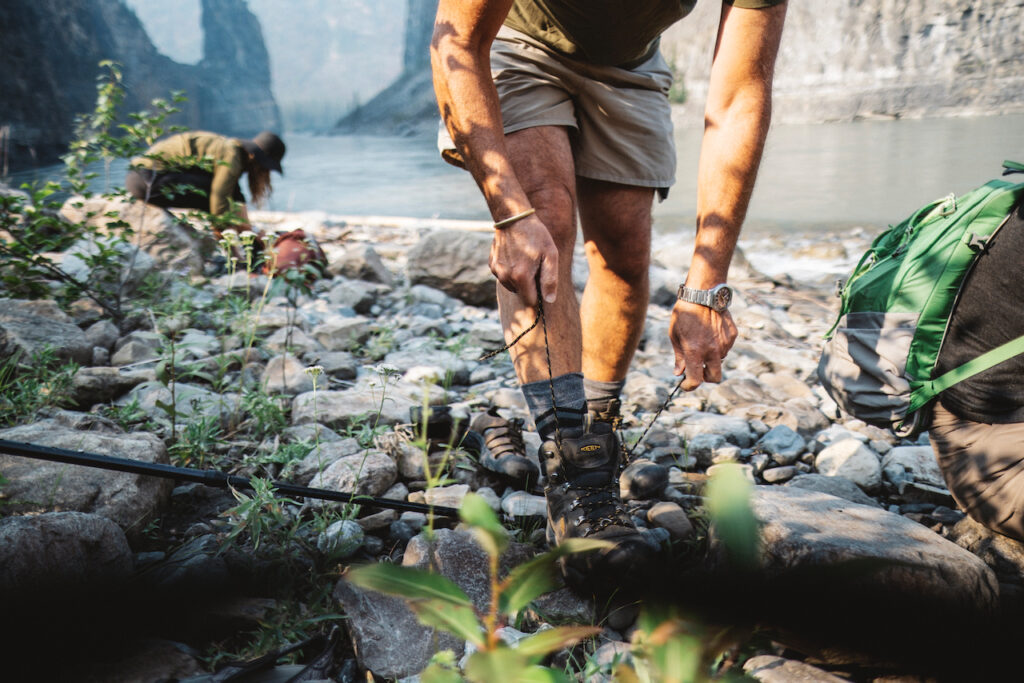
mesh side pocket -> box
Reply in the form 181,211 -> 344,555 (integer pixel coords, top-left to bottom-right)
818,311 -> 920,428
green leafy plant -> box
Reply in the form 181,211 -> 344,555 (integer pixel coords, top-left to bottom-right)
168,415 -> 224,468
241,387 -> 289,440
0,62 -> 190,326
0,347 -> 78,427
220,477 -> 303,553
347,493 -> 610,682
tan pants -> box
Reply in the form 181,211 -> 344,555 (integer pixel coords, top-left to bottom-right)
929,402 -> 1024,541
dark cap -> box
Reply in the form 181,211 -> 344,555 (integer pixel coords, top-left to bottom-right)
241,131 -> 285,174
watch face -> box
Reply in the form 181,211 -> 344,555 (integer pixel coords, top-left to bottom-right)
712,286 -> 732,311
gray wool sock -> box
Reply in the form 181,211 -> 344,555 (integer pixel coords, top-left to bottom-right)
521,372 -> 586,441
583,377 -> 626,408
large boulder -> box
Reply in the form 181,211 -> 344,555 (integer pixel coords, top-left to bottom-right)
406,230 -> 495,307
292,378 -> 416,429
0,413 -> 172,535
0,511 -> 132,597
747,487 -> 998,615
0,299 -> 92,365
61,195 -> 213,273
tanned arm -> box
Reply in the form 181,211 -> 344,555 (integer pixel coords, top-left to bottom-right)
431,0 -> 559,306
670,1 -> 787,389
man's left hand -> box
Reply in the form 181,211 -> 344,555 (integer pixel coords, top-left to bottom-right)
669,301 -> 738,390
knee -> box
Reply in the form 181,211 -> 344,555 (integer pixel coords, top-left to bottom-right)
523,182 -> 577,251
585,239 -> 650,286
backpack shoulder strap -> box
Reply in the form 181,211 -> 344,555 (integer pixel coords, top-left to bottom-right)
907,333 -> 1024,414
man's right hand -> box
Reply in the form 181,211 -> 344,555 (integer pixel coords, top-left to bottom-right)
489,213 -> 559,307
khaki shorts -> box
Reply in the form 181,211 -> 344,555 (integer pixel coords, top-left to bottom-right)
929,401 -> 1024,541
439,26 -> 677,196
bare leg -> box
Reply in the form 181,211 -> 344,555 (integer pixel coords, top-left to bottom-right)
501,126 -> 581,384
577,177 -> 654,383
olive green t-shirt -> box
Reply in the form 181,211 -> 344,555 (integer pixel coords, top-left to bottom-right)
131,131 -> 246,215
504,0 -> 785,67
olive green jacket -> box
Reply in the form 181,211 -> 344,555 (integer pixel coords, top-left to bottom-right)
505,0 -> 786,67
132,131 -> 246,215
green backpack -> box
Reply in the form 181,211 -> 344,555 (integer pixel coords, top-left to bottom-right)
818,161 -> 1024,435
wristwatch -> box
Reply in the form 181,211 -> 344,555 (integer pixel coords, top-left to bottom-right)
676,283 -> 733,312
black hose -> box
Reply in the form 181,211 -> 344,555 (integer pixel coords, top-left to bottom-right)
0,438 -> 460,518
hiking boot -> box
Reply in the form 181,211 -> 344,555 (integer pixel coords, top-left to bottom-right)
541,419 -> 654,590
409,405 -> 473,453
470,407 -> 540,490
587,397 -> 623,430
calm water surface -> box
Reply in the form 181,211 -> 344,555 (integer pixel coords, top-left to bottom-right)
8,115 -> 1024,236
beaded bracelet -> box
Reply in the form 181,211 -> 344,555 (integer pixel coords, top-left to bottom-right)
493,207 -> 536,230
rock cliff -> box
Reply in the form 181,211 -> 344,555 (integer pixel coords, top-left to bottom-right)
663,0 -> 1024,124
0,0 -> 280,171
331,0 -> 439,136
332,0 -> 1024,137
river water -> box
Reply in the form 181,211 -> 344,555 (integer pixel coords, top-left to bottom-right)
7,114 -> 1023,237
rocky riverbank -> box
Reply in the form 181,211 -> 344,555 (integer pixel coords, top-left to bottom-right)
1,201 -> 1021,681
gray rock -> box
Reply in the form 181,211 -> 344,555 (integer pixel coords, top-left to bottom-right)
678,411 -> 754,448
501,491 -> 547,518
111,338 -> 161,366
327,279 -> 384,313
782,398 -> 832,434
263,327 -> 323,356
528,587 -> 595,625
403,528 -> 535,612
118,381 -> 239,429
756,425 -> 806,466
647,501 -> 695,541
0,512 -> 132,596
309,451 -> 397,497
384,348 -> 470,385
312,317 -> 372,351
84,319 -> 119,351
61,195 -> 209,273
333,579 -> 463,680
746,488 -> 998,614
317,519 -> 364,558
0,416 -> 171,535
743,655 -> 849,683
292,380 -> 416,429
261,354 -> 315,395
406,230 -> 495,307
946,515 -> 1024,583
0,299 -> 92,365
303,350 -> 358,380
423,484 -> 471,510
686,433 -> 725,468
727,403 -> 800,433
881,445 -> 944,488
281,423 -> 343,445
711,444 -> 744,464
91,346 -> 109,366
356,509 -> 397,532
761,466 -> 798,484
71,366 -> 154,406
758,372 -> 815,401
784,474 -> 882,508
331,244 -> 395,284
281,437 -> 362,484
623,372 -> 669,412
707,377 -> 770,412
61,237 -> 155,295
815,438 -> 882,491
621,460 -> 669,500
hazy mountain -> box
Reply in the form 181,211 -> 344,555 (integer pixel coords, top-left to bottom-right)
1,0 -> 279,171
125,0 -> 406,131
